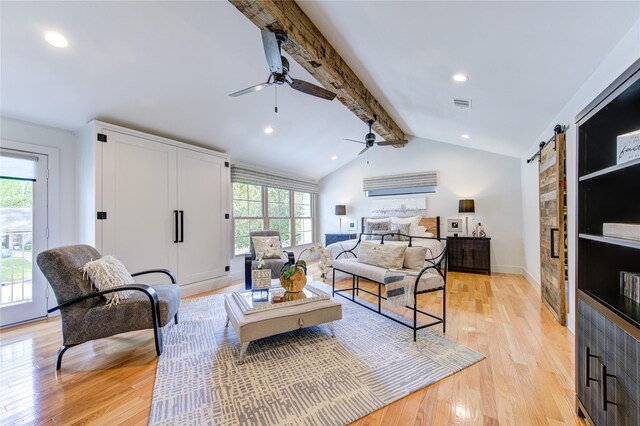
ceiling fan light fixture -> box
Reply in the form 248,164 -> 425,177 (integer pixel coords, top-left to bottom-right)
264,126 -> 274,134
452,73 -> 468,82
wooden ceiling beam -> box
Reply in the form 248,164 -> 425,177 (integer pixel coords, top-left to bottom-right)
229,0 -> 405,142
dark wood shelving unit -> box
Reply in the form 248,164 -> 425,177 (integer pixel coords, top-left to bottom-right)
575,59 -> 640,426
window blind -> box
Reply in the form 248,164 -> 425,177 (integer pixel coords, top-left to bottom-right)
231,164 -> 319,194
363,171 -> 437,197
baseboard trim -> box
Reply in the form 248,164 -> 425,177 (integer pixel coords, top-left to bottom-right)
522,268 -> 541,292
182,275 -> 232,298
492,265 -> 523,275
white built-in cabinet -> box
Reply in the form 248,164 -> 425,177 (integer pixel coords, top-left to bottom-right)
77,121 -> 231,296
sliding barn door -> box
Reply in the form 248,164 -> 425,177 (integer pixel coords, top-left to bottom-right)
539,131 -> 567,325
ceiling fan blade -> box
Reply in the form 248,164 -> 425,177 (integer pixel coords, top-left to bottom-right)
376,139 -> 408,146
229,82 -> 272,97
358,145 -> 371,155
261,30 -> 283,74
289,78 -> 337,101
344,138 -> 366,145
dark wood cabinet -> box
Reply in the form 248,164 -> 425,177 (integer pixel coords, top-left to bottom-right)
575,59 -> 640,426
325,233 -> 357,246
447,237 -> 491,275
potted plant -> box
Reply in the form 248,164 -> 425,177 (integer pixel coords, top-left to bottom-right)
279,243 -> 332,292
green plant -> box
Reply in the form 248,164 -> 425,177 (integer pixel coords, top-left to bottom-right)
280,243 -> 332,280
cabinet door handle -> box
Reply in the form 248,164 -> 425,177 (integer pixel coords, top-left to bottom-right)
601,363 -> 617,411
179,210 -> 184,243
550,228 -> 560,258
173,210 -> 179,243
585,347 -> 599,387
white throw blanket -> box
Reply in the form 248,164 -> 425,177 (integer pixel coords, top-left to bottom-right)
383,270 -> 416,308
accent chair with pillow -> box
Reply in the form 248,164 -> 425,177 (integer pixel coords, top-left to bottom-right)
244,231 -> 295,289
36,245 -> 180,370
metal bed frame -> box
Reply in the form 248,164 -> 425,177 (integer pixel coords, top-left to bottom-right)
332,232 -> 448,341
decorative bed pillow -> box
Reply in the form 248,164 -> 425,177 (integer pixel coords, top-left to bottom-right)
403,246 -> 428,270
416,225 -> 434,237
252,236 -> 287,260
391,216 -> 421,235
81,256 -> 133,306
390,223 -> 411,241
357,241 -> 407,270
364,219 -> 390,240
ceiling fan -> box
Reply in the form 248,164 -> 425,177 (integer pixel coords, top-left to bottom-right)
229,30 -> 337,106
345,120 -> 408,155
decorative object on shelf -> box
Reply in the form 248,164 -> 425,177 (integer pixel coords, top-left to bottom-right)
458,199 -> 475,236
347,219 -> 357,231
472,223 -> 486,238
616,129 -> 640,164
447,218 -> 463,234
603,223 -> 640,241
620,271 -> 640,303
335,204 -> 346,233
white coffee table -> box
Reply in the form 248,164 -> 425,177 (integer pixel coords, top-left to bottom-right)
224,282 -> 342,363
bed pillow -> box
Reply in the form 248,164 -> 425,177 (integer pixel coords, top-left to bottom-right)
81,256 -> 133,306
357,241 -> 407,270
363,218 -> 390,240
416,225 -> 434,237
391,216 -> 421,235
252,236 -> 287,260
390,222 -> 411,241
403,246 -> 428,270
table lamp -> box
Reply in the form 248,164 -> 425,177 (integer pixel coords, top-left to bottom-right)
335,205 -> 346,233
458,199 -> 475,236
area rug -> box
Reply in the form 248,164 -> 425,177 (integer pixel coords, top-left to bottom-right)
149,283 -> 484,425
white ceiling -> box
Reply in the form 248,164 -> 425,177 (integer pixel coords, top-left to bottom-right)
1,2 -> 639,179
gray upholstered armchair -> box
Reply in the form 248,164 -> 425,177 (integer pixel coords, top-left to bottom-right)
36,245 -> 180,370
244,231 -> 295,290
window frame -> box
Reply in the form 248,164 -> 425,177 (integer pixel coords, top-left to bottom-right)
232,185 -> 315,255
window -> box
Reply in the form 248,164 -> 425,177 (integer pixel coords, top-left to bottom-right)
294,191 -> 313,246
232,185 -> 314,254
232,183 -> 264,255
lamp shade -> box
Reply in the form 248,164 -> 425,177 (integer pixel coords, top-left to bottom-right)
458,199 -> 475,213
335,205 -> 346,216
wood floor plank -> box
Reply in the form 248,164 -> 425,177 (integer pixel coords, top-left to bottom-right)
0,265 -> 582,425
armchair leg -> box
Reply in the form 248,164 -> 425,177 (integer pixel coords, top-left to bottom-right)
55,344 -> 76,371
174,313 -> 179,325
153,321 -> 163,356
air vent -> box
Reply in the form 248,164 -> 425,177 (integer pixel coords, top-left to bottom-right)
453,98 -> 472,109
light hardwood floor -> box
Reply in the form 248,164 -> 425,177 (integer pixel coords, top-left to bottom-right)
0,265 -> 581,425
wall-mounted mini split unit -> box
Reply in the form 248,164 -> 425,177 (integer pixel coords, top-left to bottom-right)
453,98 -> 472,109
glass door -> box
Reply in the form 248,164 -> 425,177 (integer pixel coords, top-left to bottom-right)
0,149 -> 48,326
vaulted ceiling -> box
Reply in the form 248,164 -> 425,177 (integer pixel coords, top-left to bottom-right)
1,1 -> 638,179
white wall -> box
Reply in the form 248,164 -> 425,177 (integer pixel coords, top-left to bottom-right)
319,136 -> 524,274
1,116 -> 78,309
520,19 -> 640,334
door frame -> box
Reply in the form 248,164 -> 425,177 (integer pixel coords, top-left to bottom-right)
0,139 -> 60,320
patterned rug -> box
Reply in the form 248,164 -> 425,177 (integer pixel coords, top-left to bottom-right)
149,283 -> 484,425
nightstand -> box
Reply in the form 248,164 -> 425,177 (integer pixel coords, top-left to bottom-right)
447,237 -> 491,275
325,233 -> 357,246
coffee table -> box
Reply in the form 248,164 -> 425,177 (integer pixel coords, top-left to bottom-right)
224,282 -> 342,363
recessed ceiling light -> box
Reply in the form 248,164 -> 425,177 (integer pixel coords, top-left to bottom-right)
331,155 -> 337,161
461,134 -> 470,139
264,126 -> 274,134
452,73 -> 468,82
44,31 -> 68,48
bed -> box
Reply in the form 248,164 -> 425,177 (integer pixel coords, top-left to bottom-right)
325,216 -> 441,260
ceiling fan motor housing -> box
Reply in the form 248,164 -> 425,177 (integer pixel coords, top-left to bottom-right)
365,133 -> 376,144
